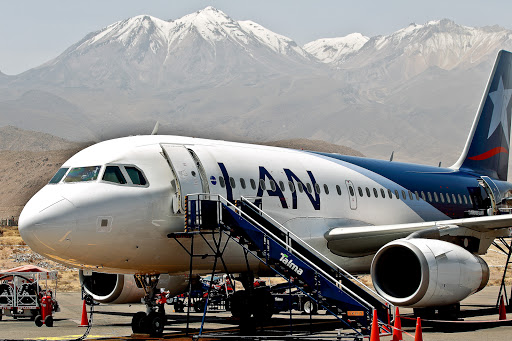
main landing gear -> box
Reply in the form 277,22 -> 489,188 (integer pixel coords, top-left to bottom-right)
228,272 -> 274,334
131,275 -> 166,336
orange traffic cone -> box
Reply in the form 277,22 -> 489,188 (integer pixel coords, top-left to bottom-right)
79,300 -> 89,327
370,309 -> 380,341
499,295 -> 507,320
414,317 -> 423,341
392,307 -> 402,341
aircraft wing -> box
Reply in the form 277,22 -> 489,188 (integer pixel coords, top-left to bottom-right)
325,214 -> 512,257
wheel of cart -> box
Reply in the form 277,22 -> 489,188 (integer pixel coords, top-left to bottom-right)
0,265 -> 59,327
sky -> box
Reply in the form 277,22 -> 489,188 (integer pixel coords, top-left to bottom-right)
1,0 -> 512,75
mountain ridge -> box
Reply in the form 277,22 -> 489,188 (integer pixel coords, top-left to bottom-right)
2,8 -> 512,169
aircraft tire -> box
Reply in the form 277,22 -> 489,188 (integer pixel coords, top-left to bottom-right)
252,289 -> 274,322
147,312 -> 164,336
229,291 -> 250,318
131,312 -> 146,334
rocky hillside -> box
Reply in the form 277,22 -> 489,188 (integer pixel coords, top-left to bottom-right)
0,125 -> 85,151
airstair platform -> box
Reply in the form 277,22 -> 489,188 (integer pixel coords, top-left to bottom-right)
170,194 -> 392,336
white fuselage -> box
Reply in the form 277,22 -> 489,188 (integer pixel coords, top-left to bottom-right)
19,135 -> 447,275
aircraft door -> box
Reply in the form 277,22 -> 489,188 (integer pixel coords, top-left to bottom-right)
345,180 -> 357,210
480,176 -> 501,215
161,144 -> 205,213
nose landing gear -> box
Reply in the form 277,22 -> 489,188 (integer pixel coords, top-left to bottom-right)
131,274 -> 166,336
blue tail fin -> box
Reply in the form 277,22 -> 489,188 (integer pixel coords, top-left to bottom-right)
452,50 -> 512,181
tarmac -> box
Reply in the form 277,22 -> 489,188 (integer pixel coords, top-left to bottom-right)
1,286 -> 512,340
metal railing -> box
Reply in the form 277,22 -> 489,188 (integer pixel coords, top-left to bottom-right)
185,193 -> 391,313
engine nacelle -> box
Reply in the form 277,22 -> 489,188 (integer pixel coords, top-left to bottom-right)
79,271 -> 189,304
371,238 -> 489,308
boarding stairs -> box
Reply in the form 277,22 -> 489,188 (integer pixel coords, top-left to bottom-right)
182,194 -> 391,333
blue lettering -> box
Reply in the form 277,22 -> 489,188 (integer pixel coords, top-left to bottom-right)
218,163 -> 233,202
255,166 -> 288,209
284,169 -> 320,210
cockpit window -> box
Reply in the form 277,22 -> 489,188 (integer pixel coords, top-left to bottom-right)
49,168 -> 69,184
103,166 -> 127,184
64,166 -> 101,183
125,167 -> 147,186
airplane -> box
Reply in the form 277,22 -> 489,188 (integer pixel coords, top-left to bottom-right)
18,49 -> 512,334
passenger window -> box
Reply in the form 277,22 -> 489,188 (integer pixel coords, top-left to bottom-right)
440,193 -> 445,203
401,190 -> 406,200
453,194 -> 457,204
463,195 -> 468,205
270,180 -> 276,191
446,193 -> 450,203
394,190 -> 399,199
421,191 -> 426,201
373,188 -> 378,198
219,176 -> 226,188
366,187 -> 371,197
324,184 -> 329,195
349,186 -> 355,196
306,183 -> 312,193
64,166 -> 101,183
427,192 -> 432,202
434,192 -> 439,202
336,185 -> 342,195
414,191 -> 419,200
259,179 -> 266,190
297,182 -> 304,193
279,181 -> 285,192
49,168 -> 69,184
388,189 -> 393,199
469,195 -> 473,205
229,177 -> 236,189
240,178 -> 246,189
126,167 -> 147,185
103,166 -> 127,184
250,179 -> 256,190
358,187 -> 364,197
289,181 -> 296,193
408,191 -> 414,200
380,188 -> 385,198
315,183 -> 321,194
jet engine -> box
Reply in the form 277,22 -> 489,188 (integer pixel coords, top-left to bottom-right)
79,271 -> 189,304
370,238 -> 489,308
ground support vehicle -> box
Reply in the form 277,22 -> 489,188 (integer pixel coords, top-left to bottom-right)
0,266 -> 59,327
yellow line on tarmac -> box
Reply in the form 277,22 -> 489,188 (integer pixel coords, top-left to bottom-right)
27,335 -> 112,340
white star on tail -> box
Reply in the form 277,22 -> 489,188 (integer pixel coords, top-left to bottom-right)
488,76 -> 512,144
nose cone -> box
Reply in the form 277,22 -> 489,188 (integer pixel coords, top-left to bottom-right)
19,187 -> 76,257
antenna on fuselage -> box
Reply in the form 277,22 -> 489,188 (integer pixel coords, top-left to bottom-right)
389,151 -> 394,162
151,121 -> 160,135
438,161 -> 442,167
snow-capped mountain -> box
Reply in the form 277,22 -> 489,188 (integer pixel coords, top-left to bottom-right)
304,33 -> 369,64
20,7 -> 318,89
3,10 -> 512,168
316,19 -> 512,82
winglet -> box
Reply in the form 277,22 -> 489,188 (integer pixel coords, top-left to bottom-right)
451,50 -> 512,180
